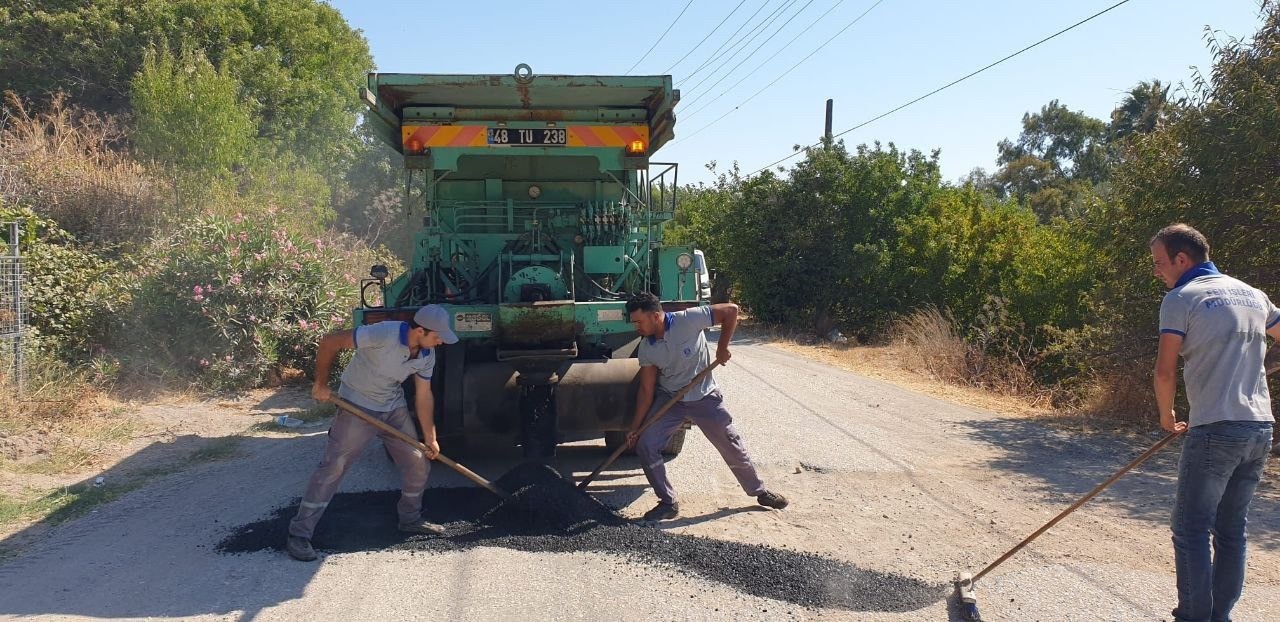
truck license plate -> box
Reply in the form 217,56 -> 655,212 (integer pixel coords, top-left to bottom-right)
487,127 -> 567,146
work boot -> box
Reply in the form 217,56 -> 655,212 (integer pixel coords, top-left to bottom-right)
757,490 -> 789,510
642,501 -> 679,522
398,519 -> 446,535
285,535 -> 317,561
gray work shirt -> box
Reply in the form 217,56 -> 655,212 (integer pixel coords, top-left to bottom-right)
1159,264 -> 1280,427
338,321 -> 435,412
638,307 -> 719,401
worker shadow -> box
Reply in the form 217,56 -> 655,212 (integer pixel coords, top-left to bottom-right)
957,416 -> 1280,553
651,505 -> 771,529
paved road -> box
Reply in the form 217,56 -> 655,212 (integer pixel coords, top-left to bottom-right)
1,338 -> 1277,621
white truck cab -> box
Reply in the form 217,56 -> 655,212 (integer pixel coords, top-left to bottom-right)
693,250 -> 711,301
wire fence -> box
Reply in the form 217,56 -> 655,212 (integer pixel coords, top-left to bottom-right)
1,221 -> 26,394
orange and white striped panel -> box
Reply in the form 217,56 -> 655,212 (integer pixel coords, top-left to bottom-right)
566,125 -> 649,148
402,125 -> 488,152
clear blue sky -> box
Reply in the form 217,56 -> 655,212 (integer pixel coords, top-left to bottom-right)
327,0 -> 1267,185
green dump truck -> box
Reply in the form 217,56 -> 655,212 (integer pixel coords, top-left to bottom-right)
356,64 -> 707,459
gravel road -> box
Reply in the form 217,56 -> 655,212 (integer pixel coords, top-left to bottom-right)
1,337 -> 1276,621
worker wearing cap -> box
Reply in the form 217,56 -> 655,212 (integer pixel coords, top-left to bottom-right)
285,304 -> 459,561
1150,224 -> 1279,622
625,291 -> 788,522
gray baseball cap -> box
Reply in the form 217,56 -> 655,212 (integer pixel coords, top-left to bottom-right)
413,304 -> 459,344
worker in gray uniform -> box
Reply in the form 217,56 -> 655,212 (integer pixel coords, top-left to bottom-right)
625,291 -> 788,521
285,304 -> 458,561
1150,224 -> 1278,621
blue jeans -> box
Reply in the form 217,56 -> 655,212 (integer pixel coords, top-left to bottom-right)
1171,421 -> 1272,622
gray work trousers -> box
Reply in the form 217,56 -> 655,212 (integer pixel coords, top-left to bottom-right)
635,389 -> 765,505
288,404 -> 430,539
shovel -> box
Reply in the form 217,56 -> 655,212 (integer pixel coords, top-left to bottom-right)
327,395 -> 509,499
577,360 -> 722,490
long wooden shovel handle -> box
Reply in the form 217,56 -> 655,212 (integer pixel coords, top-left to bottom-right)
970,363 -> 1279,584
577,360 -> 723,490
327,396 -> 509,499
971,429 -> 1181,583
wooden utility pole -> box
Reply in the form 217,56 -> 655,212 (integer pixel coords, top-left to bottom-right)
824,99 -> 833,147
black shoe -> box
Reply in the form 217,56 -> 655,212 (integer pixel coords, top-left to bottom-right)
642,501 -> 680,521
398,519 -> 446,535
286,536 -> 317,561
757,490 -> 789,509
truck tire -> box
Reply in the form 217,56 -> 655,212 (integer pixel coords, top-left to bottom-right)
604,429 -> 687,457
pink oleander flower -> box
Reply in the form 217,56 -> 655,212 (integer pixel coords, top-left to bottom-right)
298,319 -> 310,330
229,274 -> 242,285
193,285 -> 204,295
193,294 -> 205,302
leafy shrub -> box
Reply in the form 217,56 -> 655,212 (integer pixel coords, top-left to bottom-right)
0,203 -> 129,358
118,210 -> 394,389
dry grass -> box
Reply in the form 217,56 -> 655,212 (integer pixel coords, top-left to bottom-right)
750,311 -> 1173,432
890,306 -> 1054,407
745,322 -> 1054,421
0,350 -> 148,474
891,306 -> 971,385
1076,370 -> 1162,427
0,91 -> 168,245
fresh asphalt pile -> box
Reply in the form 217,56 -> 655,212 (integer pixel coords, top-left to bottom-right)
482,463 -> 627,534
218,463 -> 944,612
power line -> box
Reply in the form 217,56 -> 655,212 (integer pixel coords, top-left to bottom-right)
661,0 -> 749,75
679,0 -> 821,111
626,0 -> 697,75
681,0 -> 856,122
675,0 -> 880,144
747,0 -> 1136,177
681,0 -> 800,96
682,0 -> 786,84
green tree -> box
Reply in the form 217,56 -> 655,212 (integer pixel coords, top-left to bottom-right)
704,140 -> 941,337
1110,79 -> 1173,140
0,0 -> 372,171
1096,2 -> 1280,402
994,100 -> 1111,221
131,46 -> 255,181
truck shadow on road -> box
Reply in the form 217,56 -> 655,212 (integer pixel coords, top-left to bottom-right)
958,416 -> 1280,552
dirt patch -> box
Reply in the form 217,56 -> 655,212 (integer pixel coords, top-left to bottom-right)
0,384 -> 318,537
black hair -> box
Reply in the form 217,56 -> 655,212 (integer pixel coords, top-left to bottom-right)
625,291 -> 662,314
1150,223 -> 1210,264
